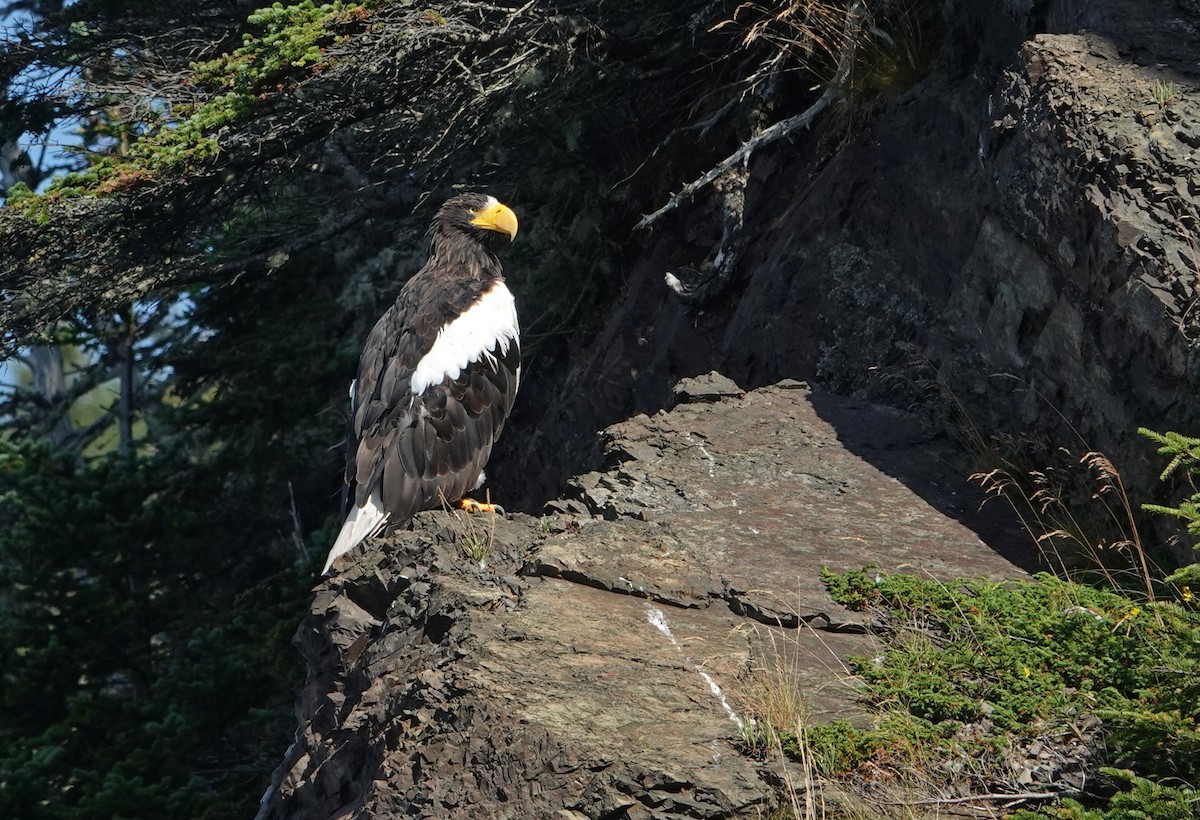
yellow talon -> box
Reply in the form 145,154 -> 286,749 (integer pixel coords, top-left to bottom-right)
459,498 -> 504,515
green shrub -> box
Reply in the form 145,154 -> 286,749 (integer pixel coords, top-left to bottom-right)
800,567 -> 1200,813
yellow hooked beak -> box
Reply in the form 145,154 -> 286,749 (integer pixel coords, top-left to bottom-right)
470,199 -> 519,240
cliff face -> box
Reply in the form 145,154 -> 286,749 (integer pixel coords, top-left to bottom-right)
496,0 -> 1200,563
258,378 -> 1035,818
261,2 -> 1200,815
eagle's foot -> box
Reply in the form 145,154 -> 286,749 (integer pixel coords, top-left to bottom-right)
459,498 -> 505,516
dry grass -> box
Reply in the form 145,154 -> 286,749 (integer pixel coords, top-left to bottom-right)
718,0 -> 941,100
900,360 -> 1164,601
732,622 -> 830,819
972,448 -> 1159,601
736,367 -> 1199,817
730,609 -> 964,819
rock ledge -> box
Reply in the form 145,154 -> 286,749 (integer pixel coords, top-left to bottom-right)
258,377 -> 1031,819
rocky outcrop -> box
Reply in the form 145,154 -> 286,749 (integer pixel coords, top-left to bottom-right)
258,377 -> 1034,818
259,7 -> 1200,812
494,0 -> 1200,563
944,16 -> 1200,496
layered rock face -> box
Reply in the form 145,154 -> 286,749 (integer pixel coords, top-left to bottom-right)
945,17 -> 1200,501
258,379 -> 1034,819
497,0 -> 1200,562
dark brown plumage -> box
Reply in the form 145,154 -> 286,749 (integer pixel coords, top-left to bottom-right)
323,193 -> 520,573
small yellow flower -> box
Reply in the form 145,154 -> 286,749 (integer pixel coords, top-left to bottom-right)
1183,586 -> 1193,603
1022,667 -> 1031,678
1111,607 -> 1141,634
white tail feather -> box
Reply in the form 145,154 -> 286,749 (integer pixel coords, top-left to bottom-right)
322,489 -> 388,575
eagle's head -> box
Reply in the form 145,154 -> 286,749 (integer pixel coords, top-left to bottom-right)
435,193 -> 519,243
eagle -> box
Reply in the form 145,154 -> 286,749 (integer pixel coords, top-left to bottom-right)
321,193 -> 521,574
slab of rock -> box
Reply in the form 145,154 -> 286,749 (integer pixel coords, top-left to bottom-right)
258,378 -> 1032,819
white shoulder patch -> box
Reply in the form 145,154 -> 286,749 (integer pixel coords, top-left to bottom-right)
410,281 -> 519,395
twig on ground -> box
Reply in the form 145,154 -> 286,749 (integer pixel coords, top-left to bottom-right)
911,789 -> 1072,806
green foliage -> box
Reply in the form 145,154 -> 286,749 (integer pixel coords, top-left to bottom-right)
127,94 -> 251,171
1151,81 -> 1178,111
1138,428 -> 1200,483
808,568 -> 1200,813
0,440 -> 314,818
449,506 -> 496,565
192,1 -> 367,92
1,180 -> 53,222
0,184 -> 356,818
1138,427 -> 1200,543
1164,563 -> 1200,603
36,153 -> 136,207
11,0 -> 384,203
1013,769 -> 1200,820
145,0 -> 391,174
789,714 -> 955,774
3,181 -> 36,207
805,433 -> 1200,812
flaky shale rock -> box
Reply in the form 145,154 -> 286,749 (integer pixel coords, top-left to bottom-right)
259,376 -> 1033,819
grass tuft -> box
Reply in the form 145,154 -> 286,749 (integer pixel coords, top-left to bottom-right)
1151,80 -> 1177,110
440,492 -> 499,567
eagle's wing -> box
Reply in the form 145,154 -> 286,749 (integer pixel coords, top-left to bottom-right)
323,280 -> 519,573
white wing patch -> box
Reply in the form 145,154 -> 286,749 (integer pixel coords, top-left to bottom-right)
410,281 -> 519,395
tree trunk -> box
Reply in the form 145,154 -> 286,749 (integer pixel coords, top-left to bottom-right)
28,343 -> 72,446
117,308 -> 136,456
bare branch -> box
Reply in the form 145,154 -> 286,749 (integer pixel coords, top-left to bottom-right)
911,789 -> 1073,806
0,1 -> 574,349
634,87 -> 834,231
635,0 -> 865,231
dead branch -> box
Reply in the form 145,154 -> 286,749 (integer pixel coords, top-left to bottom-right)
635,1 -> 865,232
0,0 -> 571,350
635,88 -> 833,231
911,789 -> 1073,806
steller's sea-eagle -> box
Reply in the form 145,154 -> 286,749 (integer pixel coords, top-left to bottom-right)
322,193 -> 520,574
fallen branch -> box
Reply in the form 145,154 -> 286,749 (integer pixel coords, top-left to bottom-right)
634,87 -> 834,231
911,789 -> 1072,806
635,0 -> 864,232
